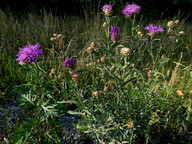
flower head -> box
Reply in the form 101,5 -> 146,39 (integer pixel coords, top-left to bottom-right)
110,26 -> 119,42
64,58 -> 76,70
102,4 -> 113,16
120,47 -> 131,56
122,3 -> 141,17
144,24 -> 164,36
16,43 -> 43,64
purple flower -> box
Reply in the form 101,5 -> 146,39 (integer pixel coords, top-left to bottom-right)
102,4 -> 113,16
122,3 -> 141,17
16,43 -> 43,64
64,58 -> 76,70
144,24 -> 164,36
110,26 -> 119,42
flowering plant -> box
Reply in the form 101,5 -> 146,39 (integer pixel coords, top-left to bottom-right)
16,43 -> 43,64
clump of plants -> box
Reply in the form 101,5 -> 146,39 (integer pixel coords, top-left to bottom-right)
0,2 -> 191,144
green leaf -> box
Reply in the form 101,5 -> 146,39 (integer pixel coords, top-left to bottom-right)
75,125 -> 89,131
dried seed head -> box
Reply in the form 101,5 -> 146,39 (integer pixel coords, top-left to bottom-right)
51,68 -> 55,74
103,22 -> 108,28
111,65 -> 116,69
50,37 -> 56,41
130,64 -> 135,67
72,73 -> 80,82
100,57 -> 107,62
136,25 -> 140,30
167,20 -> 174,28
126,121 -> 134,128
97,59 -> 101,63
49,72 -> 54,78
90,42 -> 96,48
82,112 -> 87,117
120,47 -> 131,56
147,70 -> 153,78
53,33 -> 58,37
174,20 -> 180,25
118,75 -> 122,79
58,34 -> 64,38
86,46 -> 94,54
104,86 -> 109,92
178,31 -> 185,36
176,90 -> 184,96
92,91 -> 102,96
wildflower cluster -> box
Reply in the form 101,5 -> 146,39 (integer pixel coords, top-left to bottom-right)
16,43 -> 43,64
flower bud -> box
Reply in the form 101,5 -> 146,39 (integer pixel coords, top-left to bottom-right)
82,112 -> 87,117
90,42 -> 95,48
104,86 -> 109,92
147,70 -> 153,78
72,73 -> 80,82
178,31 -> 185,36
167,20 -> 174,28
92,91 -> 102,96
103,22 -> 108,28
174,20 -> 179,25
120,47 -> 131,56
53,33 -> 58,37
58,34 -> 64,38
126,121 -> 134,128
176,90 -> 184,96
100,57 -> 107,62
50,37 -> 56,41
86,46 -> 94,54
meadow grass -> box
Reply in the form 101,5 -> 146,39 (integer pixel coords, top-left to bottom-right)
0,7 -> 191,143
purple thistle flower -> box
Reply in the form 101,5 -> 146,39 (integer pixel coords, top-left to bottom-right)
144,24 -> 164,36
102,4 -> 113,12
110,26 -> 119,42
101,4 -> 113,16
16,43 -> 43,64
64,58 -> 76,70
122,3 -> 141,17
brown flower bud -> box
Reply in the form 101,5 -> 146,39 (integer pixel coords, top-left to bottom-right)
86,46 -> 94,54
104,86 -> 109,92
136,25 -> 140,30
49,72 -> 54,78
137,31 -> 143,37
118,75 -> 122,79
58,34 -> 64,38
147,70 -> 153,78
178,31 -> 185,36
82,112 -> 87,117
103,22 -> 108,28
126,121 -> 134,128
51,68 -> 55,74
53,33 -> 58,37
72,73 -> 80,82
176,90 -> 184,96
92,91 -> 102,96
97,59 -> 101,63
100,57 -> 107,62
90,42 -> 95,48
120,47 -> 131,56
130,64 -> 135,67
50,37 -> 56,41
174,20 -> 179,25
167,20 -> 174,28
